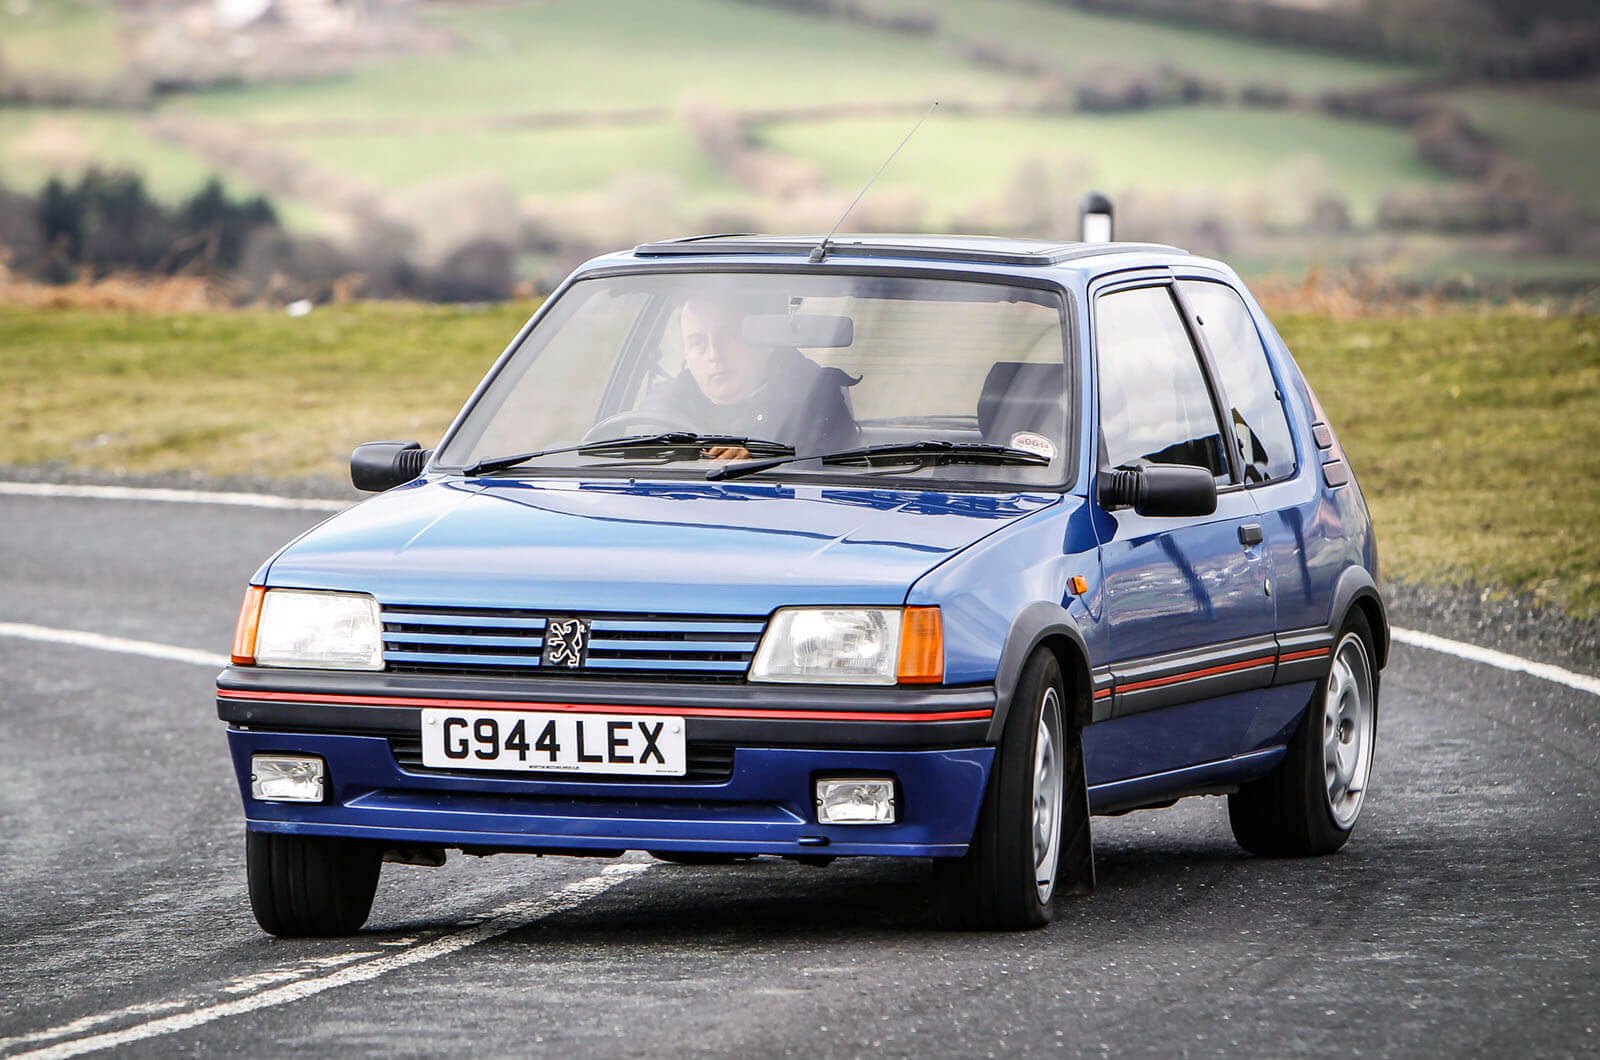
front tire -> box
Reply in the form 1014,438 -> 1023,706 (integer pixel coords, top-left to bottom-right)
1229,612 -> 1379,856
247,832 -> 382,937
935,651 -> 1093,930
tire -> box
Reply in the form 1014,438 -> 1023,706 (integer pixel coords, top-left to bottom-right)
646,851 -> 756,866
247,831 -> 383,937
935,650 -> 1094,930
1229,611 -> 1379,857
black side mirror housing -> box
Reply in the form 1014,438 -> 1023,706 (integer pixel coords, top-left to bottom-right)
351,441 -> 431,492
1098,465 -> 1218,518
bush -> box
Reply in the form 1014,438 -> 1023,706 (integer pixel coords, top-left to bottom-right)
1413,110 -> 1495,180
1239,82 -> 1294,108
1376,185 -> 1529,233
423,239 -> 515,303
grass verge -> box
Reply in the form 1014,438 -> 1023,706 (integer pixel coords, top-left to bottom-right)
1,302 -> 1595,615
1283,309 -> 1600,617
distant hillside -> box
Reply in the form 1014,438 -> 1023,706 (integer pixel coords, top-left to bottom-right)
1,0 -> 1596,297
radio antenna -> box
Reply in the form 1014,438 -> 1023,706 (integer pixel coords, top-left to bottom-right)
809,100 -> 938,263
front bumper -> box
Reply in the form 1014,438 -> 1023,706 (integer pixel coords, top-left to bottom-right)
218,667 -> 998,857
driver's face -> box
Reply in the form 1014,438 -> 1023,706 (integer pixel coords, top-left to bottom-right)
681,299 -> 769,405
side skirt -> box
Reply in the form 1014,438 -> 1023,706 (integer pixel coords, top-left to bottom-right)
1087,746 -> 1284,816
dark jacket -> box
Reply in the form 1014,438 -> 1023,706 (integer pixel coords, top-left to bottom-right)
637,347 -> 859,454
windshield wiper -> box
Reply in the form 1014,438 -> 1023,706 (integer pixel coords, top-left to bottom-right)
706,440 -> 1050,482
464,434 -> 793,476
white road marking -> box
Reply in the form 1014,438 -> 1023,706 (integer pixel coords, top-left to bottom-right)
0,1003 -> 190,1053
1391,626 -> 1600,697
1,863 -> 649,1060
0,622 -> 227,668
0,481 -> 348,512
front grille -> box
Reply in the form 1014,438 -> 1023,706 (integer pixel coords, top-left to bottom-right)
388,736 -> 736,783
380,605 -> 764,682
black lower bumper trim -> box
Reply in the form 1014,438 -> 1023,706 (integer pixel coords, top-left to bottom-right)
215,667 -> 997,749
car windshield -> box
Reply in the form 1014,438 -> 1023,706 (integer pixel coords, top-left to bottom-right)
435,272 -> 1071,487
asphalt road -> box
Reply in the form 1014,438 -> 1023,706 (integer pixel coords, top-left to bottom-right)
2,493 -> 1596,1058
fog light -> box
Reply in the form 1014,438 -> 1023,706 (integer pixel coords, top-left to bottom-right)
815,778 -> 896,825
251,755 -> 325,803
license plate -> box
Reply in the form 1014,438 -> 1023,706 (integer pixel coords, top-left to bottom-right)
419,708 -> 686,777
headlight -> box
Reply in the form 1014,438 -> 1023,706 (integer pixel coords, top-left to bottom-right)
750,607 -> 943,685
751,608 -> 900,684
252,589 -> 383,670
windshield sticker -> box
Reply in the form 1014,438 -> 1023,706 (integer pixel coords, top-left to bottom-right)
1009,432 -> 1056,460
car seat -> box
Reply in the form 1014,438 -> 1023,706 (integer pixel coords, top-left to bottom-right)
977,362 -> 1068,450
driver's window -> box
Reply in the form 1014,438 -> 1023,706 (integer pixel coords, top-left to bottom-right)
1095,285 -> 1230,484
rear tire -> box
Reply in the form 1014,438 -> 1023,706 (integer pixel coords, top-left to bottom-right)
1229,612 -> 1379,856
247,832 -> 382,937
935,651 -> 1093,930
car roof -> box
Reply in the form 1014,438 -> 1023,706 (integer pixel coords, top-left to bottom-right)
627,233 -> 1189,269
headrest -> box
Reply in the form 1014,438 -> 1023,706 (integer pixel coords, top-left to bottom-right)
977,361 -> 1067,443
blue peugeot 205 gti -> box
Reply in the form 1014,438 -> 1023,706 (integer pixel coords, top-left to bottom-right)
220,233 -> 1387,935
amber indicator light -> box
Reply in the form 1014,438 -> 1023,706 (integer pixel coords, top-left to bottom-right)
1069,575 -> 1089,595
232,585 -> 266,665
897,606 -> 944,684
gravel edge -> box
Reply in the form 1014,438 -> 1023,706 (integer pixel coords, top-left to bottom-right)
5,463 -> 1596,678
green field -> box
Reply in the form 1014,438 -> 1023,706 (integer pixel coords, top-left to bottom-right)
2,303 -> 1595,615
180,0 -> 1024,124
280,120 -> 743,203
271,104 -> 1449,227
1445,85 -> 1600,213
0,0 -> 122,80
885,0 -> 1431,92
1287,309 -> 1600,615
0,0 -> 1591,288
0,302 -> 528,479
760,107 -> 1449,227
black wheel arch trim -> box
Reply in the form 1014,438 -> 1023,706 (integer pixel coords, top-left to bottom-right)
1329,566 -> 1389,669
988,602 -> 1096,742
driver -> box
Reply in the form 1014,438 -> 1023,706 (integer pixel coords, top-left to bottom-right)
636,292 -> 859,459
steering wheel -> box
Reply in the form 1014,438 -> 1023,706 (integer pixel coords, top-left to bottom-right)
581,411 -> 685,443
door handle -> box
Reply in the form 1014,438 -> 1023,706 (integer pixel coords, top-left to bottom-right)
1239,523 -> 1264,547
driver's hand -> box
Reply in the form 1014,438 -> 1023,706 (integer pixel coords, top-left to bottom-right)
704,446 -> 752,461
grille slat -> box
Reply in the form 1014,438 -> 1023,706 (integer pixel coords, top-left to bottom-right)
586,638 -> 754,654
384,611 -> 549,630
380,605 -> 762,681
589,619 -> 765,634
387,631 -> 547,649
384,650 -> 556,667
582,657 -> 749,672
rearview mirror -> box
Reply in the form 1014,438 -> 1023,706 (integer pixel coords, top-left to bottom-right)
1098,465 -> 1217,517
351,441 -> 431,492
743,313 -> 854,349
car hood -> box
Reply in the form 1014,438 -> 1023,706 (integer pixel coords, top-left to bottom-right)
264,476 -> 1059,614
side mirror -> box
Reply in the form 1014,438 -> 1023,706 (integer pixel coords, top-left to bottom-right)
351,441 -> 431,492
1098,465 -> 1218,518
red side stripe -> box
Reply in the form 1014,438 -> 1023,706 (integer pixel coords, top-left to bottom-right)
1092,688 -> 1111,700
1278,647 -> 1331,663
1116,654 -> 1278,694
215,688 -> 992,724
